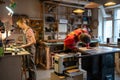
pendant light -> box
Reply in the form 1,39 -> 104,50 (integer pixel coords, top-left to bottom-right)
85,2 -> 100,8
73,8 -> 84,13
104,2 -> 116,6
73,0 -> 84,14
104,0 -> 116,6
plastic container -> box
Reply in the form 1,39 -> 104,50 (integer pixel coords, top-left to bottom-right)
0,40 -> 4,56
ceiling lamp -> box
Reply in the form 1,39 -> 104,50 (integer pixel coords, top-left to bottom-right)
85,2 -> 100,8
104,0 -> 116,6
73,8 -> 84,14
73,0 -> 84,14
104,1 -> 116,6
6,6 -> 14,16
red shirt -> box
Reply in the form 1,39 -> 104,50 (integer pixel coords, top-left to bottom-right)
64,28 -> 88,50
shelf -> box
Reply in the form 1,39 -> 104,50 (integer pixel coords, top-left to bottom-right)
58,32 -> 67,34
45,32 -> 57,34
45,22 -> 57,24
44,13 -> 56,16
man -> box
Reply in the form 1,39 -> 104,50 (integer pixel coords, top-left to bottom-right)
64,28 -> 91,52
16,16 -> 36,80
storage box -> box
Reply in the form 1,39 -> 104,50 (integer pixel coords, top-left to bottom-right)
65,69 -> 87,80
50,72 -> 65,80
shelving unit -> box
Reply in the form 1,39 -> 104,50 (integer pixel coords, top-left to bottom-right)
29,19 -> 43,40
43,2 -> 58,40
43,2 -> 75,41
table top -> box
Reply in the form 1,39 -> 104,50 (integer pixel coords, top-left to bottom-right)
79,46 -> 120,56
3,48 -> 30,56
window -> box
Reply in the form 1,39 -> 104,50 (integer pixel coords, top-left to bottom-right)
103,20 -> 112,42
114,8 -> 120,42
98,8 -> 120,43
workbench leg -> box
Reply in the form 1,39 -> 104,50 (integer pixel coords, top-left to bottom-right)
45,47 -> 50,69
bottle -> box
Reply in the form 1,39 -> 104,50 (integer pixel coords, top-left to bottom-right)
106,38 -> 110,45
0,39 -> 4,56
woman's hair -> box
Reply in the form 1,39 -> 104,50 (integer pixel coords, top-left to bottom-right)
21,15 -> 29,25
16,16 -> 24,23
16,15 -> 29,24
80,33 -> 91,44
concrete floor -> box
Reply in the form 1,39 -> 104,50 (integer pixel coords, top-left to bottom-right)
37,68 -> 120,80
37,69 -> 53,80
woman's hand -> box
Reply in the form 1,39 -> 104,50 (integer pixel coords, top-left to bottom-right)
17,45 -> 26,48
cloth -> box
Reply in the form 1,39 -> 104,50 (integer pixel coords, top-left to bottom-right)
23,28 -> 36,59
23,28 -> 36,80
24,28 -> 36,45
64,28 -> 88,50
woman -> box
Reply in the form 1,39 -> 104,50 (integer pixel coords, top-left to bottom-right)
16,16 -> 36,80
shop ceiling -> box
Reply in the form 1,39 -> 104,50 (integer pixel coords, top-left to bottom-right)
40,0 -> 120,8
0,0 -> 5,5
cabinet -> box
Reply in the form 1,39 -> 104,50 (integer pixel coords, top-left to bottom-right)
0,56 -> 22,80
79,46 -> 120,80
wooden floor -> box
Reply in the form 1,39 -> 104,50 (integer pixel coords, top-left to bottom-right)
36,68 -> 120,80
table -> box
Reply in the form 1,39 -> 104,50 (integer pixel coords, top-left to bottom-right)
79,46 -> 120,80
0,49 -> 30,80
